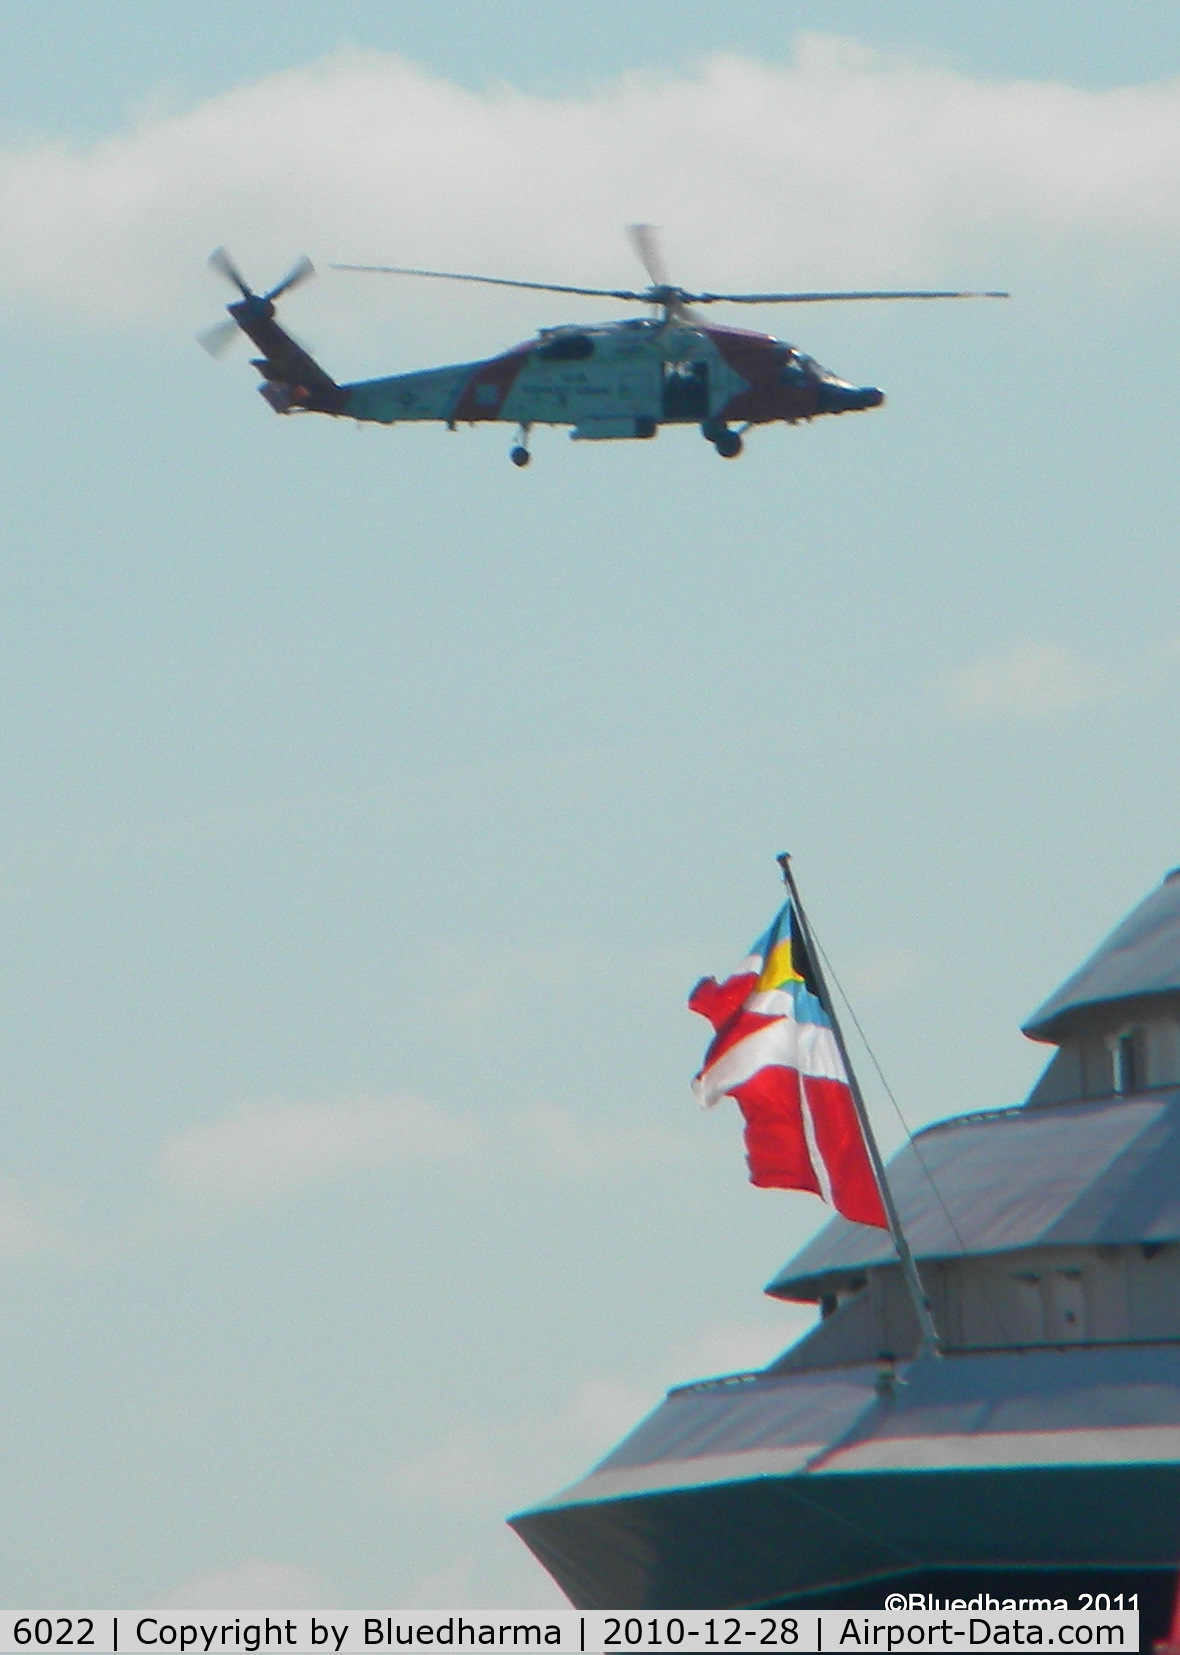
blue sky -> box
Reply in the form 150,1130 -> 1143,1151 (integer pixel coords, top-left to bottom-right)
2,0 -> 1180,1612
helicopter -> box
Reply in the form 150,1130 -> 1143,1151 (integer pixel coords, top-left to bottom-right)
200,227 -> 1007,464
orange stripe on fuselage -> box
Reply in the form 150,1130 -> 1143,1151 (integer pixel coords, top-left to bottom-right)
449,345 -> 533,423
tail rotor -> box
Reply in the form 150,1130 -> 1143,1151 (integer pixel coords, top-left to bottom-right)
197,315 -> 241,358
207,245 -> 254,300
198,248 -> 316,356
264,255 -> 314,303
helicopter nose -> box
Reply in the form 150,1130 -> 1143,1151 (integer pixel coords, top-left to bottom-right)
816,380 -> 885,413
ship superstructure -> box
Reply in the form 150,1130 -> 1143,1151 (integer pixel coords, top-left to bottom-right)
511,873 -> 1180,1634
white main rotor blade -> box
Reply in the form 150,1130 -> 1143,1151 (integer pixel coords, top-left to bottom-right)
687,288 -> 1010,304
328,259 -> 1009,314
330,263 -> 647,302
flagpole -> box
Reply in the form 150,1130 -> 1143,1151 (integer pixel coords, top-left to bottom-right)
777,853 -> 940,1358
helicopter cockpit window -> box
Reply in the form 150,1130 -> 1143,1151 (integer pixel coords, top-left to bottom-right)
536,333 -> 595,362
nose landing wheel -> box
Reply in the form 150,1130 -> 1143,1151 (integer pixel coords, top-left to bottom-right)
510,426 -> 532,467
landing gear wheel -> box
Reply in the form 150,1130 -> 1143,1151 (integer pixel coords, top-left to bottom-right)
714,429 -> 743,459
510,445 -> 531,468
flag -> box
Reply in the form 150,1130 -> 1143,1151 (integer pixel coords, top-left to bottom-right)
690,900 -> 888,1229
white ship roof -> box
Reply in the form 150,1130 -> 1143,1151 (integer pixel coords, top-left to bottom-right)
1025,870 -> 1180,1040
587,1343 -> 1180,1487
767,1090 -> 1180,1301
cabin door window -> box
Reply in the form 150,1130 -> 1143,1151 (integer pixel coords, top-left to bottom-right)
1046,1267 -> 1087,1341
662,360 -> 710,421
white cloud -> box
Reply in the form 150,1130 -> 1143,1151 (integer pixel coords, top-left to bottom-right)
543,1376 -> 657,1462
502,1100 -> 695,1178
157,1093 -> 697,1209
667,1314 -> 814,1383
0,1175 -> 76,1265
422,944 -> 597,1046
385,1321 -> 813,1523
3,38 -> 1180,342
378,1320 -> 815,1599
387,1376 -> 652,1517
152,1559 -> 327,1610
397,1552 -> 568,1613
158,1094 -> 477,1206
387,1430 -> 505,1514
397,1561 -> 482,1612
944,639 -> 1111,718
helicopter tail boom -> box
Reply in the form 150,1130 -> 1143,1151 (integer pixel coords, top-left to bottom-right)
228,299 -> 346,415
201,250 -> 347,415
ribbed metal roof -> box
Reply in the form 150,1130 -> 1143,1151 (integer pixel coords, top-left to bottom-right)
767,1091 -> 1180,1300
1024,871 -> 1180,1041
589,1343 -> 1180,1479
